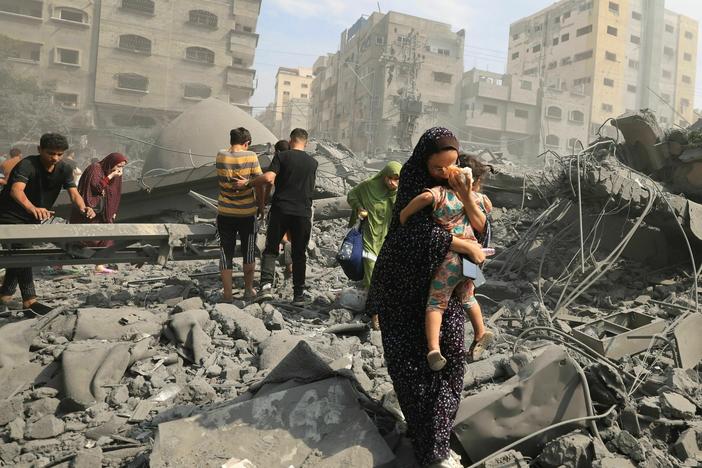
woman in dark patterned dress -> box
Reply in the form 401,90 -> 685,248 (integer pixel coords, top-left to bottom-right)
366,127 -> 486,467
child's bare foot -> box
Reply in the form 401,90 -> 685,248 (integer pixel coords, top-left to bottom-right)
427,350 -> 447,371
469,330 -> 495,361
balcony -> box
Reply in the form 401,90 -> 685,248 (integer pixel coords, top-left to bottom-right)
229,30 -> 259,52
226,66 -> 255,94
476,81 -> 509,101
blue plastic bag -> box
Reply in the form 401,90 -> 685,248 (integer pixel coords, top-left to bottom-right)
336,222 -> 364,281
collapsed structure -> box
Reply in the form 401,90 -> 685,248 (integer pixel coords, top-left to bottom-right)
0,111 -> 701,467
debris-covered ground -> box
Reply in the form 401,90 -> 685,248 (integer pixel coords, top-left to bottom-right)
1,115 -> 701,467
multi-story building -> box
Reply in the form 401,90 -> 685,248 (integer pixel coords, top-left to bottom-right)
507,0 -> 698,136
310,11 -> 465,155
0,0 -> 99,129
0,0 -> 261,134
262,66 -> 313,137
461,68 -> 590,162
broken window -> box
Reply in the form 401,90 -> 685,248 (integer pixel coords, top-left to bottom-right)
546,106 -> 562,119
119,35 -> 151,54
116,73 -> 148,92
184,84 -> 211,99
300,93 -> 308,98
185,47 -> 215,64
188,10 -> 218,28
121,0 -> 154,14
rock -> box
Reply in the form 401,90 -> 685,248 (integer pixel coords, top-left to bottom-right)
7,417 -> 25,441
0,442 -> 20,464
206,364 -> 223,377
464,353 -> 507,388
108,386 -> 130,406
609,430 -> 645,462
660,392 -> 696,419
328,308 -> 353,324
25,415 -> 65,439
182,377 -> 216,404
157,284 -> 187,302
26,397 -> 60,420
172,297 -> 204,314
618,406 -> 641,436
638,396 -> 661,419
86,291 -> 110,307
243,303 -> 264,319
211,303 -> 270,343
673,428 -> 702,462
0,398 -> 23,426
31,387 -> 59,399
664,368 -> 699,397
595,457 -> 637,468
262,307 -> 285,331
538,431 -> 594,467
73,447 -> 103,468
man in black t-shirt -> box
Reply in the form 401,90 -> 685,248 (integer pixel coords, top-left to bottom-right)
0,133 -> 96,315
244,128 -> 318,305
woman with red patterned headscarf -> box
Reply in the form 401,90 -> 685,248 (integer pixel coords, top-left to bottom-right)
70,152 -> 128,274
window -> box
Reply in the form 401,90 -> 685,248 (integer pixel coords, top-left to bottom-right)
118,35 -> 151,54
574,50 -> 593,62
570,110 -> 584,123
512,33 -> 520,41
376,36 -> 384,45
482,104 -> 498,115
561,33 -> 570,42
232,57 -> 243,66
553,37 -> 559,46
121,0 -> 154,14
300,93 -> 308,98
632,11 -> 642,20
437,48 -> 450,56
628,59 -> 639,69
662,70 -> 672,78
524,67 -> 537,76
554,16 -> 560,24
630,35 -> 640,45
188,10 -> 217,28
511,52 -> 519,59
548,61 -> 557,70
515,109 -> 529,119
601,103 -> 613,112
185,46 -> 214,64
568,138 -> 579,149
685,31 -> 694,40
301,83 -> 308,89
603,78 -> 614,87
546,106 -> 562,119
684,52 -> 692,61
0,0 -> 43,18
607,26 -> 618,36
54,93 -> 78,108
55,48 -> 79,65
573,77 -> 591,89
576,25 -> 592,37
116,73 -> 148,92
532,44 -> 541,53
627,84 -> 637,93
664,46 -> 674,56
545,135 -> 559,147
561,56 -> 572,66
282,91 -> 290,96
433,72 -> 452,83
283,81 -> 291,85
55,7 -> 87,23
184,84 -> 211,99
665,24 -> 674,33
563,11 -> 571,20
682,75 -> 692,84
605,51 -> 616,61
534,24 -> 543,32
609,2 -> 619,14
520,80 -> 532,90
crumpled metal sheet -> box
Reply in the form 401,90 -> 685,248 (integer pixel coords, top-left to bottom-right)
453,346 -> 589,461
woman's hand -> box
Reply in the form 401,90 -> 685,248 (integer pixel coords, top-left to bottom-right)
450,237 -> 486,264
448,171 -> 472,204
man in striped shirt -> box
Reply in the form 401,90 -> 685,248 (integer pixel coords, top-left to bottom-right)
216,127 -> 264,302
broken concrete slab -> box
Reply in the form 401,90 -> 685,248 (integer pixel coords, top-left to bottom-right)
453,346 -> 589,461
212,303 -> 270,344
674,313 -> 702,369
150,377 -> 394,468
609,430 -> 645,462
660,392 -> 697,420
73,307 -> 167,341
0,398 -> 24,426
673,427 -> 702,462
257,333 -> 304,371
165,308 -> 211,364
73,447 -> 104,468
25,415 -> 65,439
537,430 -> 594,468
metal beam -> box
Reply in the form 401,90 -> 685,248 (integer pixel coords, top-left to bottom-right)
0,223 -> 215,244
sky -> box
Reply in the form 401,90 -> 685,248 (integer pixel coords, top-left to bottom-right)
250,0 -> 702,113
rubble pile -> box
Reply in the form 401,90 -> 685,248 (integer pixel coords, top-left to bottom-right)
1,113 -> 701,467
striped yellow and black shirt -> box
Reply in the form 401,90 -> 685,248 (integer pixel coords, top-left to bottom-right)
216,149 -> 262,217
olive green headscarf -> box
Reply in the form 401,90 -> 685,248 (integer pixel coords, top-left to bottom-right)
347,161 -> 402,259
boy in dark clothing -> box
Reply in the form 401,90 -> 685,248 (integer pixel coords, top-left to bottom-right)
0,133 -> 95,315
240,129 -> 317,305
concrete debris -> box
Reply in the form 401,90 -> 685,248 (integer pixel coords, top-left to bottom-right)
4,127 -> 702,466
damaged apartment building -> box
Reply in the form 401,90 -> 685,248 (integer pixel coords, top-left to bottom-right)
309,11 -> 465,155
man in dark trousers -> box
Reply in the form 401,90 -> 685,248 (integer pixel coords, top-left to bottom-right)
251,128 -> 317,305
0,133 -> 95,315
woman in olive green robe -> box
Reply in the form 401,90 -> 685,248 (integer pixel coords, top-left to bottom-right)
347,161 -> 402,329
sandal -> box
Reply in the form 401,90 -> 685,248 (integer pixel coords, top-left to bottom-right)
469,330 -> 495,361
370,314 -> 380,331
427,350 -> 447,371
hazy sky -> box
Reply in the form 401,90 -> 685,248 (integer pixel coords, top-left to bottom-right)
250,0 -> 702,112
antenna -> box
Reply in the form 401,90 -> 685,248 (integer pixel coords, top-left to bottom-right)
377,2 -> 381,13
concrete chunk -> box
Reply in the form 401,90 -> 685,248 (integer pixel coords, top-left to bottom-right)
673,428 -> 702,462
0,398 -> 24,426
73,447 -> 104,468
212,303 -> 270,344
660,392 -> 697,420
537,431 -> 593,468
25,415 -> 65,439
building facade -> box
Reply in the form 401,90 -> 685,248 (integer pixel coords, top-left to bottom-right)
507,0 -> 698,135
461,68 -> 590,161
1,0 -> 261,132
260,66 -> 313,138
310,11 -> 465,155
